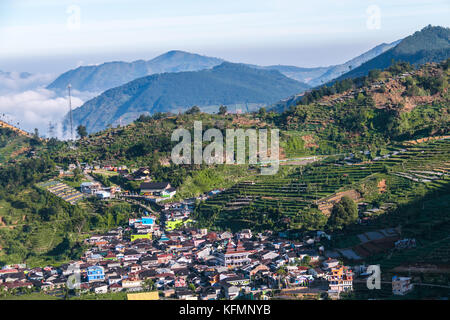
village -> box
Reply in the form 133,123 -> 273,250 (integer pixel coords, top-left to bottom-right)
0,216 -> 415,300
0,161 -> 416,300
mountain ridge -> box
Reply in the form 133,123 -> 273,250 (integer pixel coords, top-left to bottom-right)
68,62 -> 310,133
335,25 -> 450,81
271,26 -> 450,111
48,42 -> 400,94
47,50 -> 225,93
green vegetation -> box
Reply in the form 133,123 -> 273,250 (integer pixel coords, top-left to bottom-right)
0,127 -> 34,164
70,291 -> 128,300
192,161 -> 384,232
269,59 -> 449,155
0,56 -> 448,269
0,292 -> 62,300
327,196 -> 358,231
0,155 -> 141,266
335,25 -> 450,80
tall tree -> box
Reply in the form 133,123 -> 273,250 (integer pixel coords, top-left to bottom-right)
327,196 -> 358,231
218,105 -> 228,115
76,125 -> 88,139
185,106 -> 201,115
258,107 -> 267,118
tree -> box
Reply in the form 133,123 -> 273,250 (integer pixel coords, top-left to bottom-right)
327,196 -> 358,231
136,114 -> 152,123
143,279 -> 155,291
276,267 -> 287,275
218,105 -> 228,115
76,125 -> 88,139
185,106 -> 201,115
258,107 -> 267,118
301,255 -> 311,266
38,206 -> 58,221
72,167 -> 84,182
298,208 -> 327,230
369,69 -> 381,80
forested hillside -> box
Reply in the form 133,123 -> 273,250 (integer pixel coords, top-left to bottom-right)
69,62 -> 310,133
335,25 -> 450,80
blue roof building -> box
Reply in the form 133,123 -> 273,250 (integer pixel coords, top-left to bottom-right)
87,266 -> 105,282
142,217 -> 154,225
159,233 -> 169,242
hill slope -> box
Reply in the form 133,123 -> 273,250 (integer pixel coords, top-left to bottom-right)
271,26 -> 450,112
335,25 -> 450,81
70,62 -> 310,133
47,50 -> 225,93
0,121 -> 35,164
308,40 -> 401,86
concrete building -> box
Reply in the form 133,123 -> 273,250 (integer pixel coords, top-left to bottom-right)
217,241 -> 251,268
392,276 -> 414,295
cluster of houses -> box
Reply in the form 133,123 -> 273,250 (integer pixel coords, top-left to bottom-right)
59,162 -> 177,202
80,182 -> 121,199
57,162 -> 227,206
0,214 -> 357,300
392,276 -> 414,296
157,190 -> 224,230
139,182 -> 177,202
161,201 -> 194,231
0,218 -> 417,299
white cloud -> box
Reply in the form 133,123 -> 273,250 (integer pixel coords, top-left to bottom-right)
0,72 -> 55,94
0,88 -> 85,139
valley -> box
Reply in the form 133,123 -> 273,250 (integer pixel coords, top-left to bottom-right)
0,23 -> 448,302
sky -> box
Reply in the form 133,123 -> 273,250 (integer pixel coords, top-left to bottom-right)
0,0 -> 448,136
0,0 -> 449,73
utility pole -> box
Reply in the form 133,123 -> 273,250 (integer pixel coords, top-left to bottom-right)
68,84 -> 74,141
48,121 -> 55,139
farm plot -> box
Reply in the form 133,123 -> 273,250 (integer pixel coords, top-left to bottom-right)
194,139 -> 450,233
37,180 -> 84,205
194,162 -> 385,231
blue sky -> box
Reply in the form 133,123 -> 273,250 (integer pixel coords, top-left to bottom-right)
0,0 -> 449,72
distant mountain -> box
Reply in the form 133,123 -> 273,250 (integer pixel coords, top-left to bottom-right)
69,62 -> 310,133
255,40 -> 400,85
47,50 -> 225,93
335,25 -> 450,81
270,25 -> 450,112
307,40 -> 401,86
49,42 -> 397,95
259,65 -> 330,84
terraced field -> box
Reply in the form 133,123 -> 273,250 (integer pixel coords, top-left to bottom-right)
345,140 -> 450,269
195,161 -> 387,231
37,180 -> 85,205
194,139 -> 450,235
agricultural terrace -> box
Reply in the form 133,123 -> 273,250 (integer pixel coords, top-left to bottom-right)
193,139 -> 450,235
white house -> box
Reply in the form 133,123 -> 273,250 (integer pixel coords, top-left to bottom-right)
322,258 -> 340,269
392,276 -> 414,295
94,284 -> 108,294
96,191 -> 111,199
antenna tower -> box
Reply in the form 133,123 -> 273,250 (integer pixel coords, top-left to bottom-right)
68,84 -> 74,140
